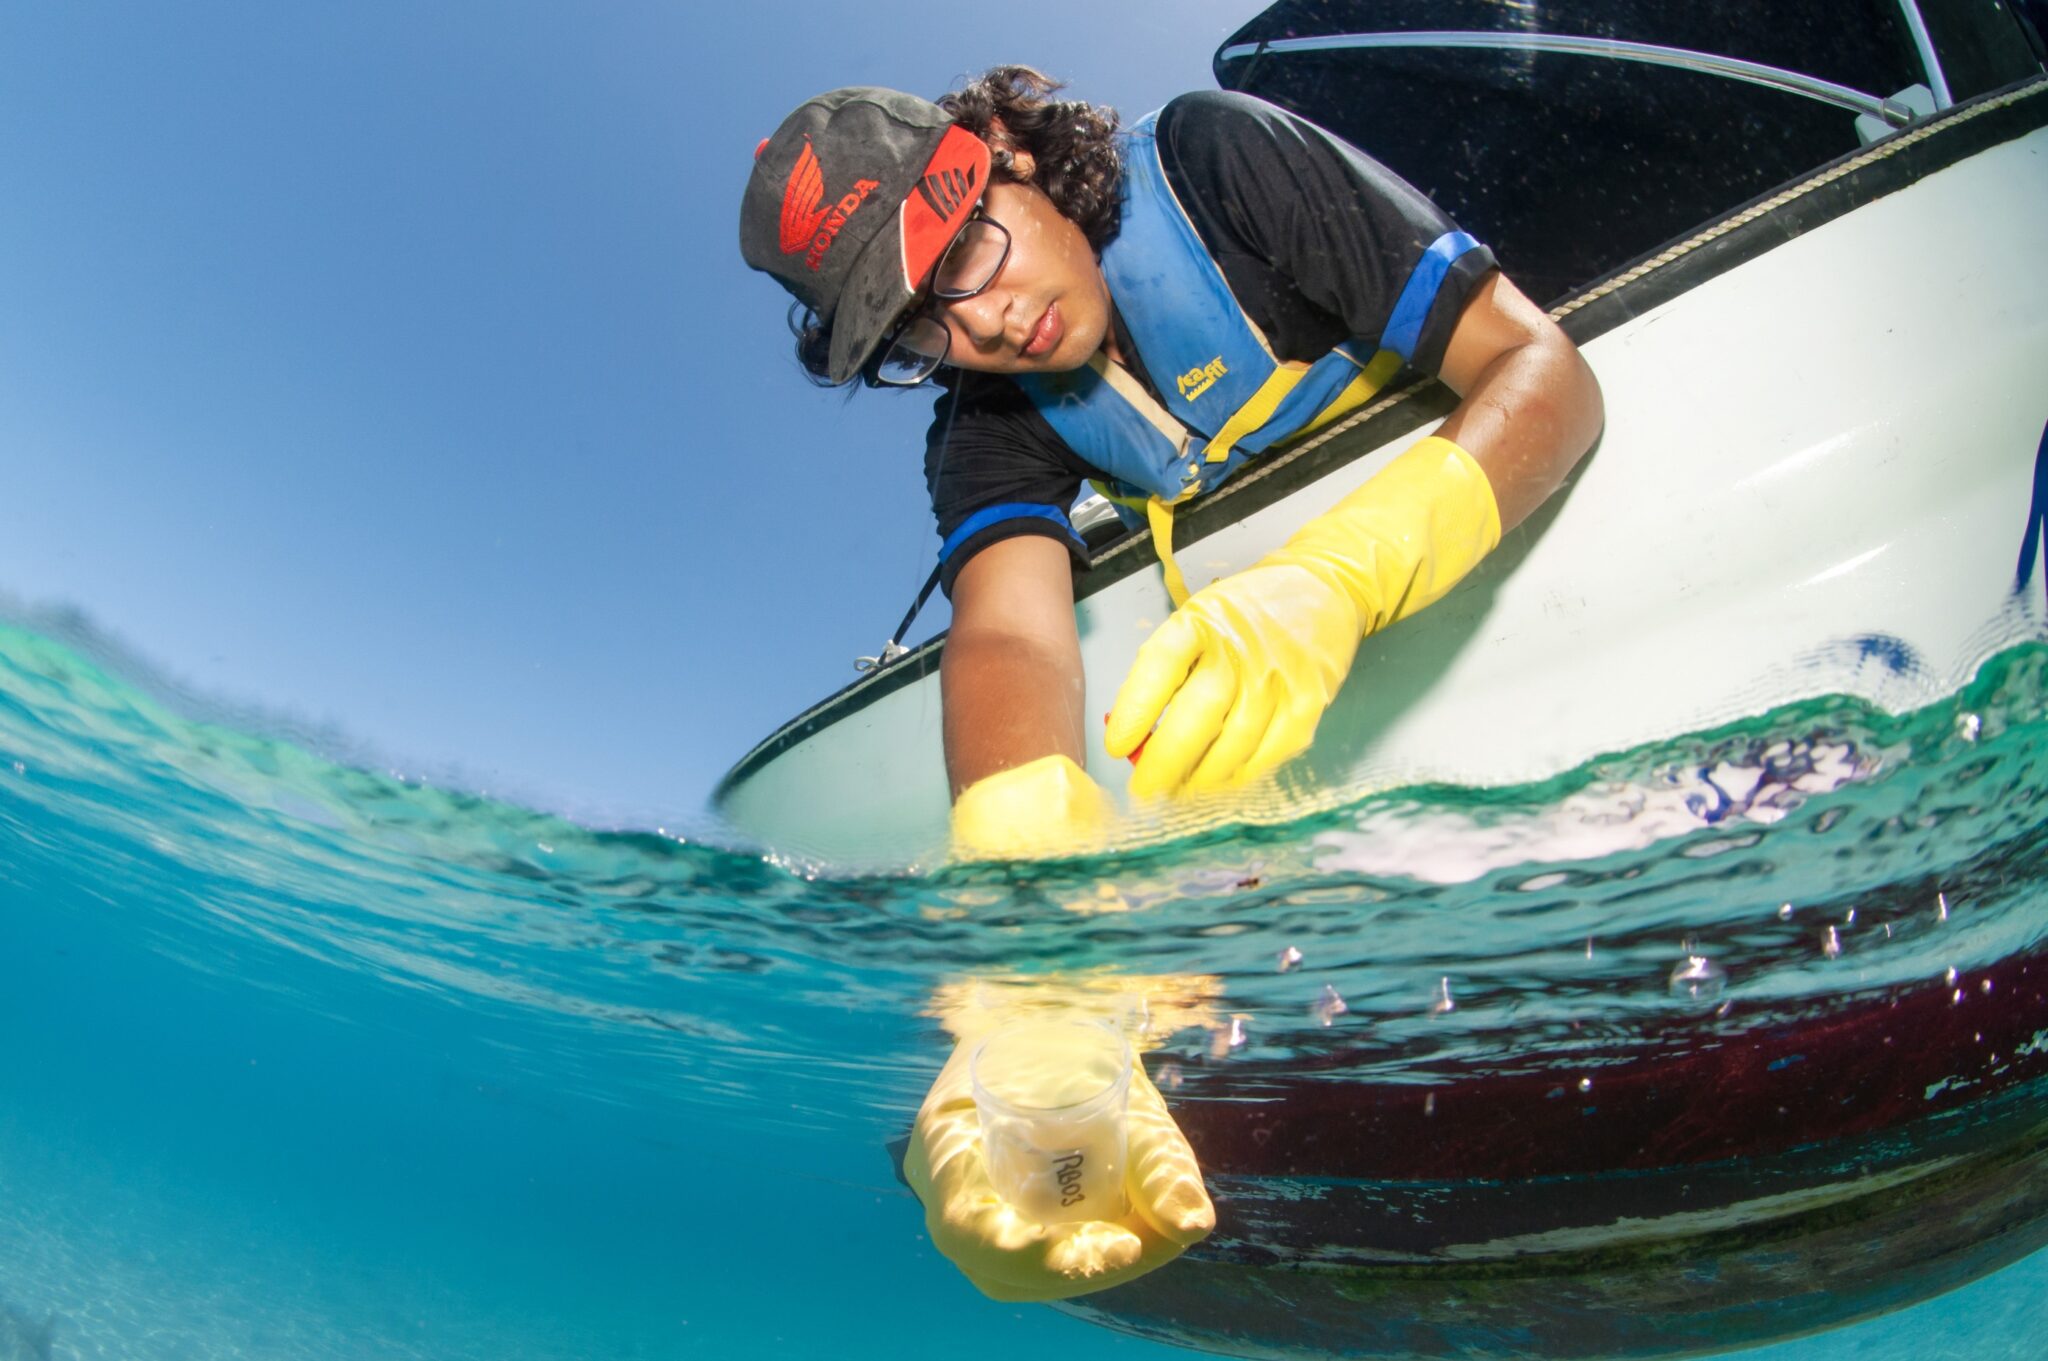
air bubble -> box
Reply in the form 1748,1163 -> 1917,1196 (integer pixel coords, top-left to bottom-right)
1956,712 -> 1982,742
1313,985 -> 1349,1027
1669,955 -> 1727,1000
1210,1016 -> 1249,1059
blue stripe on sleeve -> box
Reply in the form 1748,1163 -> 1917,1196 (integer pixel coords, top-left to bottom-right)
938,502 -> 1084,564
1381,231 -> 1482,363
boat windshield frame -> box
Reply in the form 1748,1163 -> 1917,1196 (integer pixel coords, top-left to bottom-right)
1216,1 -> 1958,129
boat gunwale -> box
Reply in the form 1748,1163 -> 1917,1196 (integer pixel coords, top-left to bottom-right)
712,75 -> 2048,810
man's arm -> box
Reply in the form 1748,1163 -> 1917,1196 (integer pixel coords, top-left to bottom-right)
1435,269 -> 1603,528
941,533 -> 1087,797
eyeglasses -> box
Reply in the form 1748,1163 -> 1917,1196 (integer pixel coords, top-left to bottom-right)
875,213 -> 1012,386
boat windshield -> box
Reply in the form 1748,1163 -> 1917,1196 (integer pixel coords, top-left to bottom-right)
1215,0 -> 2044,302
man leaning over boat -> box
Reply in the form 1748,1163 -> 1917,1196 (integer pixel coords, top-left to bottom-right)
739,66 -> 1601,858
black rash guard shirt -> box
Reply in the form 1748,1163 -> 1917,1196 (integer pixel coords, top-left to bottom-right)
923,89 -> 1498,596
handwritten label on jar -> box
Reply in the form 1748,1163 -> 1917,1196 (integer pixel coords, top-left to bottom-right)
1054,1151 -> 1087,1207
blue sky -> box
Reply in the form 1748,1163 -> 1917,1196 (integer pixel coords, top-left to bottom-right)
0,1 -> 1263,827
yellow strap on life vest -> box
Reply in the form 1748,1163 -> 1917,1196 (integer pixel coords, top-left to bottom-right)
1088,478 -> 1152,512
1300,348 -> 1404,437
1201,362 -> 1308,464
1146,495 -> 1193,607
1153,348 -> 1403,611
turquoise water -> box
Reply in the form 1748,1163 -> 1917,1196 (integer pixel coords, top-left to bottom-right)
2,615 -> 2045,1360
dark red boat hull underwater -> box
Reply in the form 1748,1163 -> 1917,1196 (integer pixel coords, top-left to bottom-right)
1061,950 -> 2048,1359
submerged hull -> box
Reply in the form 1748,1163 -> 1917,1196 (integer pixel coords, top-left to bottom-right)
716,83 -> 2048,865
1065,951 -> 2048,1358
1073,1126 -> 2048,1360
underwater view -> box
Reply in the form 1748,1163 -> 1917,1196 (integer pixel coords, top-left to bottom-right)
5,614 -> 2045,1359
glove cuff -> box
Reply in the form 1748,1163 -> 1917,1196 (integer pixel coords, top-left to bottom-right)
1267,434 -> 1502,634
951,755 -> 1113,860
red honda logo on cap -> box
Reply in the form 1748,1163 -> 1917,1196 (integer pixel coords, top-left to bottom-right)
778,137 -> 880,271
778,141 -> 828,254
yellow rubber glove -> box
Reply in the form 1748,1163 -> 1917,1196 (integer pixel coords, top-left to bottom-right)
903,1031 -> 1215,1302
1106,436 -> 1501,797
950,754 -> 1114,859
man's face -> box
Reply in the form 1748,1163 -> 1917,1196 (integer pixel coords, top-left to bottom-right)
932,177 -> 1112,375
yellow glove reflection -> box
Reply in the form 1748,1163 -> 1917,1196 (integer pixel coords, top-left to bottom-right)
905,975 -> 1220,1302
950,754 -> 1114,860
1106,436 -> 1502,797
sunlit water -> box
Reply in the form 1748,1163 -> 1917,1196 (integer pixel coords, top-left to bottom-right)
3,615 -> 2045,1360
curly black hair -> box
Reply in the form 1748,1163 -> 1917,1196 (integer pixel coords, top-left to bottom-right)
791,65 -> 1123,387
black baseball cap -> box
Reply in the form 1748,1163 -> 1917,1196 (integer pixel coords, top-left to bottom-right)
740,87 -> 991,384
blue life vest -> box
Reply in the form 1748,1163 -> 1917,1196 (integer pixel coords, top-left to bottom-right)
1014,111 -> 1481,520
